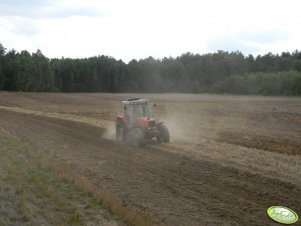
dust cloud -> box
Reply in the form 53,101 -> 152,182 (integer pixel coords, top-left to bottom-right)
155,101 -> 220,145
102,121 -> 116,140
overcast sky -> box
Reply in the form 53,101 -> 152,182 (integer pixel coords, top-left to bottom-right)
0,0 -> 300,62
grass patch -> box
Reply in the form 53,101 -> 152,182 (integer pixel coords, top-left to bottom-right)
0,128 -> 153,226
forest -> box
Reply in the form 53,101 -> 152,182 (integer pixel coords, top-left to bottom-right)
0,43 -> 301,95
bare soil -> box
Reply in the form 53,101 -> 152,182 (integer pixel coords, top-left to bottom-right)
0,92 -> 300,226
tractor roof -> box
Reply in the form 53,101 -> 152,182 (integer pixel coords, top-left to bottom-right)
122,98 -> 148,105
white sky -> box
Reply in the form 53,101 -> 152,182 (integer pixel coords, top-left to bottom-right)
0,0 -> 300,62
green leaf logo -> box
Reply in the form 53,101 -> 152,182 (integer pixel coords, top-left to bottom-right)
267,206 -> 299,224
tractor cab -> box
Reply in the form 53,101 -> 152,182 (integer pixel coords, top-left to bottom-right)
122,98 -> 152,122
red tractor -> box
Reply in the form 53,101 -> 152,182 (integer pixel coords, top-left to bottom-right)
116,98 -> 170,146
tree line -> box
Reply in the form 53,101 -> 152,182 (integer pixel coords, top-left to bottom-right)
1,42 -> 301,95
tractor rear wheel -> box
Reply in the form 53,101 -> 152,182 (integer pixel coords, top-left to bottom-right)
157,124 -> 170,143
116,120 -> 124,142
